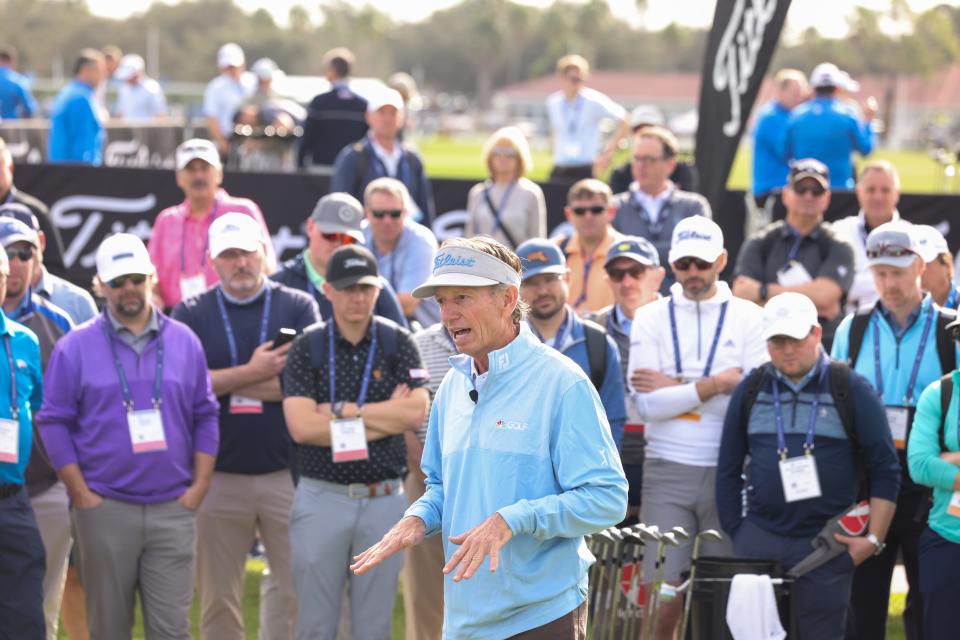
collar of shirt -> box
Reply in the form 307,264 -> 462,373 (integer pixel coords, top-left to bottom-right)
774,350 -> 828,394
614,304 -> 633,335
178,189 -> 228,219
35,268 -> 52,298
106,305 -> 160,339
562,228 -> 618,260
8,290 -> 35,321
778,221 -> 823,241
470,359 -> 490,392
220,279 -> 269,306
630,184 -> 674,224
301,250 -> 326,290
0,309 -> 12,337
368,134 -> 403,176
877,295 -> 927,337
331,318 -> 374,349
856,209 -> 900,237
450,323 -> 526,386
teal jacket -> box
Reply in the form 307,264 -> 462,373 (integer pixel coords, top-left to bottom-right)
908,372 -> 960,544
405,323 -> 628,639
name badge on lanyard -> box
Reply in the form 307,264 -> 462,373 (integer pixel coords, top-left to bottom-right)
328,322 -> 378,463
668,298 -> 728,424
104,323 -> 167,455
180,274 -> 207,300
0,336 -> 18,463
217,287 -> 272,415
773,362 -> 828,502
885,407 -> 910,450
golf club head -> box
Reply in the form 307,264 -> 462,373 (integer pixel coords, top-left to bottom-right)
670,526 -> 690,540
620,529 -> 643,545
597,530 -> 617,543
697,529 -> 724,542
661,532 -> 680,546
608,528 -> 625,541
637,525 -> 662,542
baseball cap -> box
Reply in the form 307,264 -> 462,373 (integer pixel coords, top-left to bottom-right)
412,245 -> 522,299
913,224 -> 949,264
866,221 -> 921,269
208,212 -> 263,259
810,62 -> 844,88
838,70 -> 860,93
629,105 -> 665,130
0,203 -> 40,232
250,57 -> 278,81
605,236 -> 660,268
96,233 -> 154,283
114,54 -> 144,81
366,88 -> 405,113
761,292 -> 820,341
789,158 -> 830,189
310,193 -> 365,242
516,239 -> 567,282
0,217 -> 38,248
217,43 -> 245,69
667,216 -> 724,264
326,245 -> 381,290
176,138 -> 222,170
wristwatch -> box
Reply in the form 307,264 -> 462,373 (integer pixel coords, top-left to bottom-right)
865,532 -> 886,556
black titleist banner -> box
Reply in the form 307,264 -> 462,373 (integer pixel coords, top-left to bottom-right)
695,0 -> 792,212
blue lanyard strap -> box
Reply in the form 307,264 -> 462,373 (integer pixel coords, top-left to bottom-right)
946,287 -> 958,310
3,335 -> 17,420
668,298 -> 728,378
564,95 -> 583,135
102,321 -> 164,411
572,255 -> 593,309
215,286 -> 272,367
772,362 -> 829,458
871,306 -> 934,405
328,321 -> 379,408
531,310 -> 571,350
785,225 -> 805,263
180,200 -> 220,273
483,180 -> 517,236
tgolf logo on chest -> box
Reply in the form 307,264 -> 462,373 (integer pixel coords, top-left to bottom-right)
495,419 -> 528,431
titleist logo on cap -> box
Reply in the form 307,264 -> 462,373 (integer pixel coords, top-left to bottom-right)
344,258 -> 369,269
434,253 -> 477,270
677,230 -> 713,241
113,252 -> 135,261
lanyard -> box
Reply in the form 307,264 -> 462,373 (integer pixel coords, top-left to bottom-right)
786,226 -> 805,263
772,362 -> 830,458
215,286 -> 272,367
370,243 -> 399,292
946,287 -> 958,311
483,181 -> 516,236
564,95 -> 583,135
872,307 -> 934,405
572,254 -> 593,309
668,298 -> 728,378
2,335 -> 18,420
102,322 -> 164,412
180,200 -> 220,273
328,322 -> 379,408
531,310 -> 571,351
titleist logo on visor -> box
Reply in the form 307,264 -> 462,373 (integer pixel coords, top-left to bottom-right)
434,253 -> 477,271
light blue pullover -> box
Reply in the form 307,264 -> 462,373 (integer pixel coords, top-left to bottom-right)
405,323 -> 628,639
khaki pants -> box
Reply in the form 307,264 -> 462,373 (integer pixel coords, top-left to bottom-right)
196,470 -> 297,640
402,469 -> 445,640
30,482 -> 72,640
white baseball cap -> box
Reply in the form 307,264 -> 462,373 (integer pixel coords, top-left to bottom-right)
762,292 -> 820,341
251,57 -> 278,81
96,233 -> 154,284
208,212 -> 264,259
366,88 -> 405,113
114,54 -> 144,81
668,216 -> 724,264
810,62 -> 845,88
866,221 -> 921,269
217,43 -> 245,69
913,224 -> 950,264
175,138 -> 222,170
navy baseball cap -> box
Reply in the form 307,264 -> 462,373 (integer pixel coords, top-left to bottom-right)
516,239 -> 567,282
605,236 -> 659,268
0,203 -> 40,232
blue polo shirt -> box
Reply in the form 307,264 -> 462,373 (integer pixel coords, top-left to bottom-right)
48,80 -> 104,165
751,100 -> 791,196
0,66 -> 38,119
0,310 -> 42,485
785,96 -> 874,190
171,279 -> 321,474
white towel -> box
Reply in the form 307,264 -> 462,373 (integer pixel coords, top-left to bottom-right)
726,573 -> 786,640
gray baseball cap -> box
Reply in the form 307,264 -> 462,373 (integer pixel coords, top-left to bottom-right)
310,193 -> 365,242
866,221 -> 921,269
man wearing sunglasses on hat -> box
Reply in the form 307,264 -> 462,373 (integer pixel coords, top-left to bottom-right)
628,216 -> 768,639
733,158 -> 855,350
38,233 -> 220,640
830,221 -> 959,640
554,179 -> 623,316
274,192 -> 408,329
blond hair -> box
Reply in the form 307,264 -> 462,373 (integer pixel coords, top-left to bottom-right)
481,126 -> 534,178
440,235 -> 527,324
556,54 -> 589,76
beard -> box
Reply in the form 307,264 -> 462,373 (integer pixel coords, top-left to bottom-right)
114,296 -> 146,318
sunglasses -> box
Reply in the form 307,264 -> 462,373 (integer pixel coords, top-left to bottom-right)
793,184 -> 826,197
672,257 -> 714,271
606,265 -> 647,282
570,205 -> 607,216
5,247 -> 34,262
866,246 -> 915,259
320,232 -> 356,245
491,148 -> 519,158
108,273 -> 147,289
370,209 -> 403,219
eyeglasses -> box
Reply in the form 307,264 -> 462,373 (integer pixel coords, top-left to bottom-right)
320,232 -> 356,245
370,209 -> 403,219
5,247 -> 34,262
107,273 -> 147,289
792,183 -> 826,197
491,148 -> 519,158
570,205 -> 607,216
564,75 -> 583,84
632,155 -> 665,165
866,246 -> 915,259
672,257 -> 714,271
606,265 -> 647,282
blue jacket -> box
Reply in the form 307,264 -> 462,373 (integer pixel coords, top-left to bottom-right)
785,96 -> 874,190
751,100 -> 791,196
0,310 -> 42,485
405,324 -> 627,639
0,66 -> 38,119
48,80 -> 104,165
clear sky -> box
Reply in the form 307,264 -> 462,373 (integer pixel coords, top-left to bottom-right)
85,0 -> 958,38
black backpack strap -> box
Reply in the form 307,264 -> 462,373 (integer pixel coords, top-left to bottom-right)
307,321 -> 329,369
351,140 -> 368,199
739,365 -> 768,442
827,360 -> 866,489
935,309 -> 957,375
374,316 -> 401,375
940,374 -> 953,452
582,319 -> 608,392
847,312 -> 872,368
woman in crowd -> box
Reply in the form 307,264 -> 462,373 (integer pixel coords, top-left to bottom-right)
465,125 -> 546,249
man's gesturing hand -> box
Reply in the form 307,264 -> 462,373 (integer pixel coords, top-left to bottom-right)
351,516 -> 426,575
444,513 -> 513,583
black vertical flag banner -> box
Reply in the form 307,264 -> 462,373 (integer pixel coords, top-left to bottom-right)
695,0 -> 792,214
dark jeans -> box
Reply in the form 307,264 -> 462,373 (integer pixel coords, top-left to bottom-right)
508,601 -> 587,639
918,527 -> 960,640
0,487 -> 46,639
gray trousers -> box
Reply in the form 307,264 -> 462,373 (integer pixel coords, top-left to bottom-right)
71,498 -> 195,640
289,477 -> 406,640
